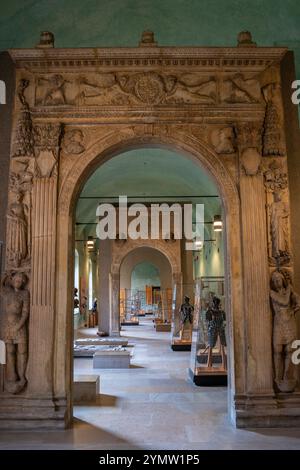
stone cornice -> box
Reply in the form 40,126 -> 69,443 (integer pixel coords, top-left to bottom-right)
30,104 -> 265,123
8,46 -> 287,71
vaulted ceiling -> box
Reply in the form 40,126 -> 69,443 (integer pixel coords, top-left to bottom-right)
76,148 -> 221,239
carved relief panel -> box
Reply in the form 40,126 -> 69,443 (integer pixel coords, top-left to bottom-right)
31,71 -> 266,108
264,159 -> 291,267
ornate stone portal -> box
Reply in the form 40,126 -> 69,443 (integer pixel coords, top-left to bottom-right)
0,31 -> 299,429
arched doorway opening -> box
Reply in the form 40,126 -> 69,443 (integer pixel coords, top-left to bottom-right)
63,134 -> 234,428
55,132 -> 245,428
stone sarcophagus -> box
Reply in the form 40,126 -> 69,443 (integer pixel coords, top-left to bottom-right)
0,30 -> 300,429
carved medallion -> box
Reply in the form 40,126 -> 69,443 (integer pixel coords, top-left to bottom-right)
134,73 -> 165,104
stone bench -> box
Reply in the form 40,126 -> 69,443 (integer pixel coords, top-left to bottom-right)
93,348 -> 131,369
73,375 -> 100,404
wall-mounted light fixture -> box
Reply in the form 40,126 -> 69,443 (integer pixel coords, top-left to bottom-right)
213,215 -> 223,232
87,236 -> 95,250
194,239 -> 203,249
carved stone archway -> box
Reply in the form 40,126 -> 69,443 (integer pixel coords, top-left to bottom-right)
1,37 -> 300,429
55,130 -> 244,429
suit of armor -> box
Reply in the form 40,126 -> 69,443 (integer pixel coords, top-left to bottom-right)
205,296 -> 227,369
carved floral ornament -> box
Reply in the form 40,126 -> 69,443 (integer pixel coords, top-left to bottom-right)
33,123 -> 61,153
264,160 -> 288,192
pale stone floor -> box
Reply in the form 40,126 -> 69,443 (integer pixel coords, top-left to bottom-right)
1,317 -> 300,449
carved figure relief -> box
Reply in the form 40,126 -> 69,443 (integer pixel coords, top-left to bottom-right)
0,272 -> 30,394
75,74 -> 124,105
262,83 -> 285,156
264,161 -> 290,266
33,71 -> 271,107
165,75 -> 216,104
35,72 -> 217,106
36,74 -> 68,105
270,270 -> 299,392
17,79 -> 30,109
269,192 -> 290,263
6,190 -> 29,268
221,74 -> 261,103
62,129 -> 85,155
13,79 -> 34,158
211,127 -> 235,154
8,159 -> 34,267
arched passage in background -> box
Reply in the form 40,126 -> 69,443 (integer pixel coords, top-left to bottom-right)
120,247 -> 172,292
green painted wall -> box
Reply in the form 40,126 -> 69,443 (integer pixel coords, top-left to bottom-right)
0,1 -> 299,76
131,261 -> 161,291
193,225 -> 224,279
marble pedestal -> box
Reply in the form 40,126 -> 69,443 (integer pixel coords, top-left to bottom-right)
93,349 -> 131,369
73,375 -> 100,403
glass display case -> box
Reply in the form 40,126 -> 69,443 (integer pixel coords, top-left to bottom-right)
171,282 -> 195,351
189,276 -> 227,385
120,289 -> 139,326
154,288 -> 172,332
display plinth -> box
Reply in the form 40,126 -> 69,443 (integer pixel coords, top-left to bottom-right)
156,322 -> 171,332
189,367 -> 227,386
171,339 -> 191,351
93,349 -> 131,368
73,375 -> 100,403
121,316 -> 139,326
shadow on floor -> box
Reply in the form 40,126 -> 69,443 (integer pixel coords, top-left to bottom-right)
72,418 -> 144,449
97,394 -> 119,407
247,427 -> 300,438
